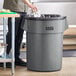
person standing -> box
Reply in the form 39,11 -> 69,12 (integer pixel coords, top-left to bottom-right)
2,0 -> 38,66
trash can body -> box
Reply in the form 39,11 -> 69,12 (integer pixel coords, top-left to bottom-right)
23,14 -> 68,72
27,33 -> 63,71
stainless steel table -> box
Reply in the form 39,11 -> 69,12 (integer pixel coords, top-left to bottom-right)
0,12 -> 20,76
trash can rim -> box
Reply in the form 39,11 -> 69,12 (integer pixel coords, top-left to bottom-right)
25,14 -> 66,21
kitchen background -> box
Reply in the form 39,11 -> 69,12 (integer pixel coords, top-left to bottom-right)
0,0 -> 76,56
0,0 -> 76,24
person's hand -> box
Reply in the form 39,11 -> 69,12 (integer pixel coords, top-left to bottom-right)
22,0 -> 38,12
29,4 -> 38,12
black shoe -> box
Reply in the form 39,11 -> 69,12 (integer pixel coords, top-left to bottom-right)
0,63 -> 3,67
15,58 -> 27,66
0,62 -> 12,68
0,58 -> 27,68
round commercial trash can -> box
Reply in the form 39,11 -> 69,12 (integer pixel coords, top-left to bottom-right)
22,14 -> 68,72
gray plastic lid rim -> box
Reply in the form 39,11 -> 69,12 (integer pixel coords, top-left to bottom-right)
25,14 -> 66,21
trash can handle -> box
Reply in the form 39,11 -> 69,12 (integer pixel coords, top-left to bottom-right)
64,18 -> 68,31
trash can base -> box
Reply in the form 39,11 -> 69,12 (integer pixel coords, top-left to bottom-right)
27,68 -> 62,72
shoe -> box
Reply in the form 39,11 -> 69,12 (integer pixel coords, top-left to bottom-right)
0,55 -> 27,67
15,58 -> 27,66
0,62 -> 12,68
0,59 -> 27,68
0,63 -> 4,67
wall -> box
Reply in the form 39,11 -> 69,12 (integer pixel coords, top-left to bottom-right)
34,2 -> 76,25
31,0 -> 76,2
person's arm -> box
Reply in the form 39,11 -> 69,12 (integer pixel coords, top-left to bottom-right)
22,0 -> 38,12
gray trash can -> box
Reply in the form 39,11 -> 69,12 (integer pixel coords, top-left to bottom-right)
22,14 -> 68,72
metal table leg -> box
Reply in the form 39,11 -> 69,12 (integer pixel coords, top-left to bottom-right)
11,18 -> 15,76
3,18 -> 7,70
3,17 -> 15,76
